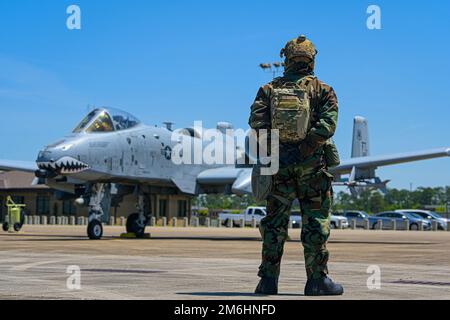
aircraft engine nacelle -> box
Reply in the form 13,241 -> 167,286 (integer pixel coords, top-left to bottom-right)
175,127 -> 202,139
216,122 -> 233,135
236,129 -> 270,167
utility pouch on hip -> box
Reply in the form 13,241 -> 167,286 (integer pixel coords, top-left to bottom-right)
323,139 -> 340,168
251,165 -> 273,202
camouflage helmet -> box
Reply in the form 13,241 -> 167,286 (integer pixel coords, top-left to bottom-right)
280,35 -> 318,62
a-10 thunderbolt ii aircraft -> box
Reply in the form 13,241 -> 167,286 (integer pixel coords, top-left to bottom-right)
0,107 -> 449,239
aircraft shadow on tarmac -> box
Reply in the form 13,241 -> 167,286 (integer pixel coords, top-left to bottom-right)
0,234 -> 261,242
149,236 -> 262,241
149,237 -> 433,245
0,233 -> 114,241
0,234 -> 433,246
177,292 -> 304,297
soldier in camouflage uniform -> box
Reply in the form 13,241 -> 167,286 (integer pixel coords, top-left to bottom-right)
250,35 -> 344,296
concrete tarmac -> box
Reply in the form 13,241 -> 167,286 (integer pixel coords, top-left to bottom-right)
0,226 -> 449,300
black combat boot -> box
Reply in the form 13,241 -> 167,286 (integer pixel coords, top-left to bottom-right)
304,276 -> 344,296
255,277 -> 278,295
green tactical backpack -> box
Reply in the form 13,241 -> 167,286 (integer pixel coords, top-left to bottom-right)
270,76 -> 315,144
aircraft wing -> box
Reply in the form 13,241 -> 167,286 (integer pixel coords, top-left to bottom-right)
0,159 -> 38,173
197,167 -> 252,195
197,147 -> 450,196
332,147 -> 450,175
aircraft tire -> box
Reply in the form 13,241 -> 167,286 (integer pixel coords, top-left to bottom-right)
126,213 -> 146,238
2,222 -> 9,232
87,220 -> 103,240
13,223 -> 22,232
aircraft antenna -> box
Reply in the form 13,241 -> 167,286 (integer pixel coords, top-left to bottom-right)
163,122 -> 174,131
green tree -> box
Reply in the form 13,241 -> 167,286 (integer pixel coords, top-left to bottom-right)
195,185 -> 450,214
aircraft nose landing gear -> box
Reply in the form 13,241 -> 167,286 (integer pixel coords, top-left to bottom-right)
86,183 -> 111,240
87,220 -> 103,240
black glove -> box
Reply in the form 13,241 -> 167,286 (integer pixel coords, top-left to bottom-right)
298,139 -> 316,160
279,143 -> 301,166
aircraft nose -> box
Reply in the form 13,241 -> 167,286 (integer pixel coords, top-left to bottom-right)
37,149 -> 55,163
37,145 -> 66,165
36,145 -> 90,175
35,148 -> 59,178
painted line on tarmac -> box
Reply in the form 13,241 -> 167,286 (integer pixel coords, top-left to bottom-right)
0,257 -> 28,264
10,259 -> 73,272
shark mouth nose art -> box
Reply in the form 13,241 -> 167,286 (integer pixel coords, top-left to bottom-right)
37,156 -> 90,174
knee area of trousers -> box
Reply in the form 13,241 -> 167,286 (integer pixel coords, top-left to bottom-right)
301,228 -> 330,247
261,212 -> 290,228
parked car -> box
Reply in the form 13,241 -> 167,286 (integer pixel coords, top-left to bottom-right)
290,211 -> 302,229
373,211 -> 432,230
336,210 -> 372,229
330,214 -> 349,229
396,209 -> 449,230
220,207 -> 349,229
291,211 -> 348,229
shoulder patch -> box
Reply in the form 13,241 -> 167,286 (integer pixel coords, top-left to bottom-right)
270,77 -> 284,87
316,78 -> 333,91
261,83 -> 273,96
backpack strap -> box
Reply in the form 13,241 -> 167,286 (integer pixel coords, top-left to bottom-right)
297,75 -> 316,87
295,75 -> 316,99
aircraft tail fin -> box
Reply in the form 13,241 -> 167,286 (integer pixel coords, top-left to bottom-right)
351,116 -> 370,158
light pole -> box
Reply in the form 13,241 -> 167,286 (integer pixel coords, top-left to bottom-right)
259,62 -> 284,78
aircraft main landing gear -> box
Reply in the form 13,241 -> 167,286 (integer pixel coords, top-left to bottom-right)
126,213 -> 147,238
125,194 -> 149,238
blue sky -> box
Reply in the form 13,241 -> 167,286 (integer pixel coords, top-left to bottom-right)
0,0 -> 449,189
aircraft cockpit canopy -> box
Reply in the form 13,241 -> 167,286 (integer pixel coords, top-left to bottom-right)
73,108 -> 141,133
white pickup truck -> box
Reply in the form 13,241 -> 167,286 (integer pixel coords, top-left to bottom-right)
219,207 -> 267,227
219,207 -> 348,228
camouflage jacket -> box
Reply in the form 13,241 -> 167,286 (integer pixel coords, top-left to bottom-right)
249,72 -> 339,167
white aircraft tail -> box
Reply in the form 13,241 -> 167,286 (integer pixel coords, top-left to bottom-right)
351,116 -> 370,158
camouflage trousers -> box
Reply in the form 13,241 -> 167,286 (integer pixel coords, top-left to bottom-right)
258,165 -> 333,280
